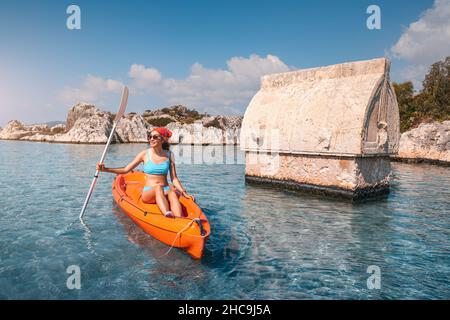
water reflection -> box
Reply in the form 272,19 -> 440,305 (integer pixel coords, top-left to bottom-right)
1,141 -> 449,299
111,204 -> 215,299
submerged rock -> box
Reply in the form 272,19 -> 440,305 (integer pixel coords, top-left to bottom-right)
395,121 -> 450,164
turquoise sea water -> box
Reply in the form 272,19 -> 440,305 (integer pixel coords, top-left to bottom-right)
0,141 -> 449,299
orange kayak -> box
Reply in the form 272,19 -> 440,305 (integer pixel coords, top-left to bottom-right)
112,171 -> 210,259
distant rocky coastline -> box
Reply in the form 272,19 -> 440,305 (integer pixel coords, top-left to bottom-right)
0,103 -> 242,145
392,121 -> 450,165
0,104 -> 448,165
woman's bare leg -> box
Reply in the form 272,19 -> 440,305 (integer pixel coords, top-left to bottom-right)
141,188 -> 157,204
167,190 -> 183,217
154,185 -> 170,214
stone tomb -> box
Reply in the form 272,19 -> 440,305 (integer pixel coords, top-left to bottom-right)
240,58 -> 400,200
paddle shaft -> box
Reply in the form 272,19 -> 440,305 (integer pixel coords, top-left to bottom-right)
79,121 -> 118,219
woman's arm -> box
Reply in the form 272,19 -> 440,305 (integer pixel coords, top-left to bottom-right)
168,151 -> 194,200
97,151 -> 144,174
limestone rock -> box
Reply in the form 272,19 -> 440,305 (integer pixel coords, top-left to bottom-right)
50,124 -> 66,135
115,113 -> 150,143
203,115 -> 242,130
25,133 -> 59,142
166,120 -> 241,145
54,113 -> 113,144
41,103 -> 114,143
66,103 -> 103,130
0,120 -> 29,140
0,120 -> 50,140
0,103 -> 241,145
166,122 -> 196,144
396,121 -> 450,163
225,127 -> 241,145
201,125 -> 225,145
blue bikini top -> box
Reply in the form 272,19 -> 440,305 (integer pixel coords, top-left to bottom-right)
143,149 -> 170,175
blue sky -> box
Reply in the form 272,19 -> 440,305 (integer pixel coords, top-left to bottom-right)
0,0 -> 448,126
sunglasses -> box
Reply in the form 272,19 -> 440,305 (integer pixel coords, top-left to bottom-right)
147,134 -> 162,140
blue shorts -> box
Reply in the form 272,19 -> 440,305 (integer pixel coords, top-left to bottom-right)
143,185 -> 170,192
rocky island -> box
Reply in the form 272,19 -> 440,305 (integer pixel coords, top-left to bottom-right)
0,104 -> 242,145
0,103 -> 448,165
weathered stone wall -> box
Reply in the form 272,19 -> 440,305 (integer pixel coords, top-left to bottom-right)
241,58 -> 400,199
241,58 -> 399,156
245,153 -> 391,199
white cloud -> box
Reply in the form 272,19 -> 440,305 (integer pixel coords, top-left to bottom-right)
398,64 -> 429,89
58,54 -> 291,114
128,64 -> 161,88
391,0 -> 450,87
127,54 -> 291,114
227,54 -> 290,81
59,74 -> 124,105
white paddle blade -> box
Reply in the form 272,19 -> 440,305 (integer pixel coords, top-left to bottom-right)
114,86 -> 129,122
79,85 -> 129,219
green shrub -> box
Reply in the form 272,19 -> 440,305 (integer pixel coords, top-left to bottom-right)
146,117 -> 174,127
394,56 -> 450,132
145,106 -> 209,125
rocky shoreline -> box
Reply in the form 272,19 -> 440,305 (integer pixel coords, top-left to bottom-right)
0,104 -> 448,165
0,103 -> 242,145
392,121 -> 450,165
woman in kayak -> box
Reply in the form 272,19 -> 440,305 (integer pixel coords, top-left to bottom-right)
96,127 -> 194,218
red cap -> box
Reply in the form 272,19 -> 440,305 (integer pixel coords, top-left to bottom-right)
153,127 -> 172,138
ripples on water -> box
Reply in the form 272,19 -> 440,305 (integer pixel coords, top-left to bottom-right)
0,141 -> 449,299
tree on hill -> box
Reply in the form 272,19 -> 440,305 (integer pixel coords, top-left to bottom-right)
394,56 -> 450,132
